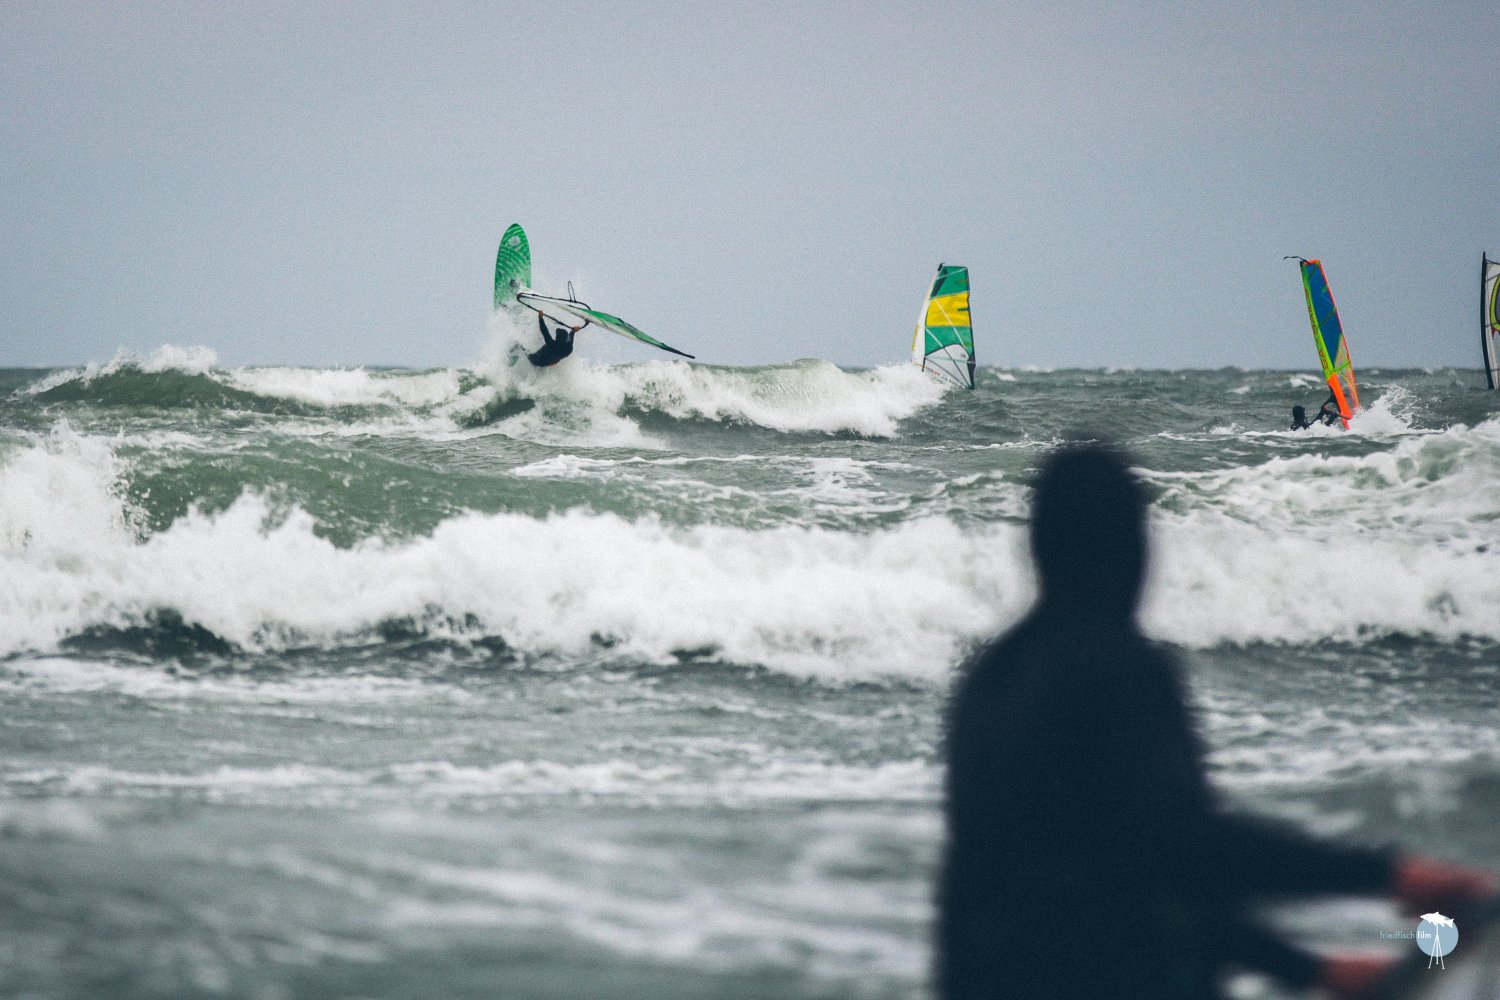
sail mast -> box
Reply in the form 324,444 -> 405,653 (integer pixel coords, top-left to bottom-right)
1482,254 -> 1500,390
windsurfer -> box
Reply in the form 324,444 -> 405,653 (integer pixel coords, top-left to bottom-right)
1290,394 -> 1341,430
528,313 -> 578,368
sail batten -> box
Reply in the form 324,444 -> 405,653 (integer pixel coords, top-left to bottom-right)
912,264 -> 975,389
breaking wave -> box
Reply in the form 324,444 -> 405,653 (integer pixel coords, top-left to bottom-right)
3,416 -> 1500,675
18,341 -> 948,439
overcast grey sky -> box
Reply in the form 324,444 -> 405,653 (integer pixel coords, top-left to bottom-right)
2,2 -> 1496,370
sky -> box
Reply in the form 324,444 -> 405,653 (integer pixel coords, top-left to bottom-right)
2,1 -> 1496,370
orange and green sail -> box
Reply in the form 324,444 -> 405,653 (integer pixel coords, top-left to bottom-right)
912,264 -> 975,389
1295,258 -> 1358,427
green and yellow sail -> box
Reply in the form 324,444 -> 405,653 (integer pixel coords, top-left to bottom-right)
912,264 -> 975,389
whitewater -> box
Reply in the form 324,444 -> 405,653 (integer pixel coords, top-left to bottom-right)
2,338 -> 1498,999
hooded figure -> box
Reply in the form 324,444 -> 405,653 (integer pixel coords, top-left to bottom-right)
936,441 -> 1400,1000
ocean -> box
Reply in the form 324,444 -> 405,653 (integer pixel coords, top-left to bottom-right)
3,327 -> 1498,999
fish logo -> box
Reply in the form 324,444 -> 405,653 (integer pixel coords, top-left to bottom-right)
1417,912 -> 1458,969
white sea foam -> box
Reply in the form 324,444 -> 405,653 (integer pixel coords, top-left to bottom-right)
477,306 -> 950,437
0,423 -> 139,552
1153,417 -> 1500,536
0,656 -> 464,706
0,799 -> 106,840
384,759 -> 938,806
4,420 -> 1499,672
23,344 -> 221,393
1144,417 -> 1500,645
0,483 -> 1017,677
467,354 -> 949,442
6,762 -> 355,796
383,848 -> 926,978
1343,384 -> 1420,435
0,753 -> 936,811
139,343 -> 219,373
220,366 -> 468,409
607,360 -> 948,437
24,335 -> 947,441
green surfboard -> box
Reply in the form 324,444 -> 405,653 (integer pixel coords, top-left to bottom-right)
494,223 -> 532,308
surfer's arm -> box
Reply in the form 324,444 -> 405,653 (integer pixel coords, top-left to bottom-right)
1199,812 -> 1394,896
537,313 -> 555,344
1109,657 -> 1392,927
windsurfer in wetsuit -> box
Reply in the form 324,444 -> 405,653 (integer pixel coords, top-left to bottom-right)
527,312 -> 580,368
937,440 -> 1496,1000
1290,393 -> 1341,430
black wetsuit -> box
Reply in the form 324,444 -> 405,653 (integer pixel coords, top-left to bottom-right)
936,445 -> 1393,1000
527,314 -> 575,367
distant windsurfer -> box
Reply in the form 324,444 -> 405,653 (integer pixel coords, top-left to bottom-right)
1290,393 -> 1341,430
527,313 -> 580,368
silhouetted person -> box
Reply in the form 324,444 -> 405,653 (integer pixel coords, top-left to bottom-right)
1291,404 -> 1312,430
937,440 -> 1494,1000
528,313 -> 578,367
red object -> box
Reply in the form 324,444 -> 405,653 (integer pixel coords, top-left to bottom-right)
1319,953 -> 1396,1000
1394,855 -> 1500,917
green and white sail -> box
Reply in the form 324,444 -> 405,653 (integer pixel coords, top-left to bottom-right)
517,291 -> 695,359
912,264 -> 975,389
494,223 -> 532,308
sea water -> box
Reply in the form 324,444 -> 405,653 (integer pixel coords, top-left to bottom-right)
2,333 -> 1498,998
